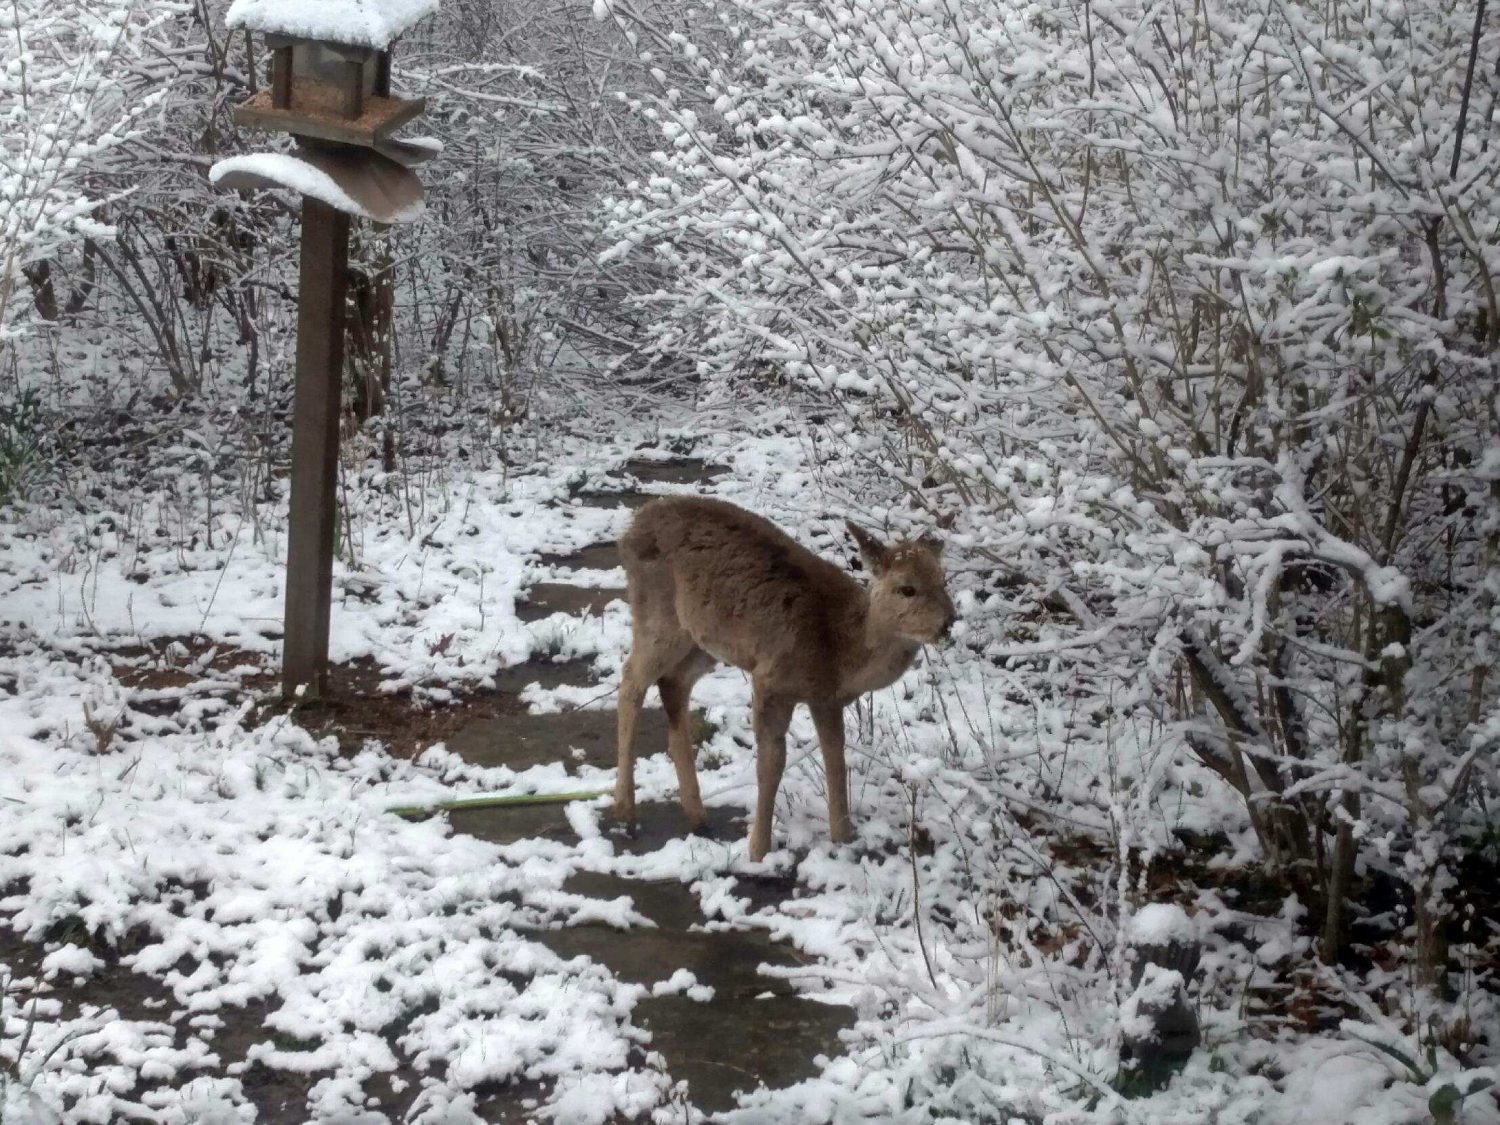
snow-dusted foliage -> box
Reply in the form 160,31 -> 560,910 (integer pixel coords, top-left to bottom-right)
379,0 -> 713,409
6,0 -> 1500,1115
3,0 -> 693,426
0,0 -> 181,342
603,0 -> 1500,990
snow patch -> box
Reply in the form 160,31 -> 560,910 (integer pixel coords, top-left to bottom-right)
224,0 -> 438,48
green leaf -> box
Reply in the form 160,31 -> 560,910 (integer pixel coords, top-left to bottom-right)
1428,1076 -> 1494,1125
1347,1032 -> 1422,1080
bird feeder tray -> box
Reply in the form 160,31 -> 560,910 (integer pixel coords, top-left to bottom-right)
233,88 -> 425,148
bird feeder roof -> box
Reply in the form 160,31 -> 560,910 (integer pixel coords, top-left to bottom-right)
210,148 -> 426,224
225,0 -> 438,49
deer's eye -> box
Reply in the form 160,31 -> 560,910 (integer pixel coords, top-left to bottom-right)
898,585 -> 917,597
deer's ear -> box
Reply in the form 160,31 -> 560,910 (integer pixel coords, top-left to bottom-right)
916,533 -> 944,558
846,520 -> 890,575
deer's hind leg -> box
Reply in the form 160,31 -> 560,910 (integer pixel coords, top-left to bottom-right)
615,591 -> 693,827
658,647 -> 715,831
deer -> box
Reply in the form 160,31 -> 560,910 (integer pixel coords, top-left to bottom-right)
613,496 -> 956,862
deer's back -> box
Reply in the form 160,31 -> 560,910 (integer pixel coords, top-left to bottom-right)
621,497 -> 861,694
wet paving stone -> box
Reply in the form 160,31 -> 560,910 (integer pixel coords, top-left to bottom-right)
612,458 -> 730,486
536,866 -> 849,1114
635,988 -> 848,1114
446,706 -> 667,774
605,803 -> 744,856
537,541 -> 623,573
491,656 -> 598,695
573,490 -> 658,511
565,456 -> 732,515
446,801 -> 579,847
515,582 -> 626,624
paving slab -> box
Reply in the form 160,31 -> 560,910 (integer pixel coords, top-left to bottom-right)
533,867 -> 849,1114
515,582 -> 626,623
446,706 -> 667,774
537,541 -> 623,573
613,458 -> 730,486
573,490 -> 659,511
492,656 -> 598,695
445,801 -> 579,847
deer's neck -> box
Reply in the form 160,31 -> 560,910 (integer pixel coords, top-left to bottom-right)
837,602 -> 920,701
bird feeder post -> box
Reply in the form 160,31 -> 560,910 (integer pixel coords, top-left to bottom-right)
212,0 -> 439,700
282,198 -> 350,697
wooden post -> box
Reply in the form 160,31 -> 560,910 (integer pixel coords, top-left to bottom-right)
271,47 -> 293,109
342,59 -> 365,119
283,196 -> 350,699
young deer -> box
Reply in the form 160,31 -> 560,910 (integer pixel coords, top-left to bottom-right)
614,497 -> 956,861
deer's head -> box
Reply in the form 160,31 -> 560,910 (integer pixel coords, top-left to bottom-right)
847,522 -> 956,644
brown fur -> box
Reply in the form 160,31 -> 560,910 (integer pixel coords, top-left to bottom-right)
614,496 -> 956,860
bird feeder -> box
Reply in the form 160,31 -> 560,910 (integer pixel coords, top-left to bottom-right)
212,0 -> 439,699
234,32 -> 424,148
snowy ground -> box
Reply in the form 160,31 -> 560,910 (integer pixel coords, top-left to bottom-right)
1,403 -> 1496,1122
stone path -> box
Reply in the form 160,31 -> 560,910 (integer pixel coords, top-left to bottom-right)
8,456 -> 849,1124
442,457 -> 849,1118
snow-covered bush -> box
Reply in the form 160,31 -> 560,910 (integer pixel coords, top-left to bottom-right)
0,0 -> 181,347
602,0 -> 1500,1006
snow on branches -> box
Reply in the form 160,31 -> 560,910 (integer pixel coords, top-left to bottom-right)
603,0 -> 1500,993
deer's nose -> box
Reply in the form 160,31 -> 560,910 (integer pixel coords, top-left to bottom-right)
940,612 -> 957,638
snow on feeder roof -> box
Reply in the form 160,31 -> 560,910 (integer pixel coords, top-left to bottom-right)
224,0 -> 438,50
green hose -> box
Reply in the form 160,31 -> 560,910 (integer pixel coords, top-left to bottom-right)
387,790 -> 608,818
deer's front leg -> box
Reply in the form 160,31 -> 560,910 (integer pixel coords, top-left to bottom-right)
810,701 -> 852,845
749,687 -> 794,862
614,653 -> 650,827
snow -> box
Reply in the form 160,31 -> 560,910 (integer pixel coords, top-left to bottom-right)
650,969 -> 713,1002
224,0 -> 438,49
1,411 -> 1496,1123
12,0 -> 1500,1105
39,944 -> 103,981
1127,903 -> 1195,947
1275,1044 -> 1411,1124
